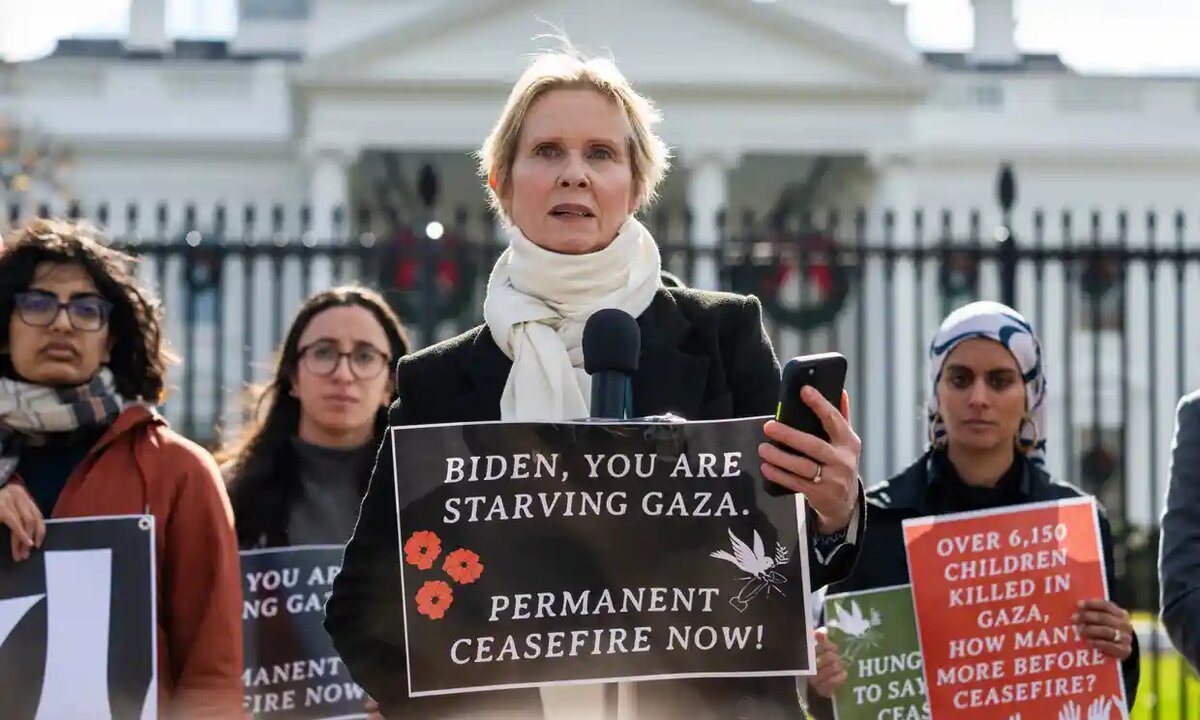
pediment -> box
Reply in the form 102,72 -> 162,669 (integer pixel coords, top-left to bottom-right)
299,0 -> 927,94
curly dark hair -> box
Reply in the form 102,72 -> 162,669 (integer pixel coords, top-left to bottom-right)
0,218 -> 172,402
218,286 -> 409,547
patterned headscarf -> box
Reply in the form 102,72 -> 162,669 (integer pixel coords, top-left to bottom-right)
0,367 -> 128,486
927,301 -> 1047,466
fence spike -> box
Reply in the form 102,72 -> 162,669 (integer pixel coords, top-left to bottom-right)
214,204 -> 227,236
155,202 -> 169,238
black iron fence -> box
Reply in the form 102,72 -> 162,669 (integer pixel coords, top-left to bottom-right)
11,201 -> 1200,713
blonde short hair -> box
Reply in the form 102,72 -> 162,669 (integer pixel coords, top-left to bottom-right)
478,48 -> 671,217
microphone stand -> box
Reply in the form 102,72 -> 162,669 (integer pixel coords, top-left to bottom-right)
589,376 -> 635,720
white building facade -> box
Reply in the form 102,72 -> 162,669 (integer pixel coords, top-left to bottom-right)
1,0 -> 1197,526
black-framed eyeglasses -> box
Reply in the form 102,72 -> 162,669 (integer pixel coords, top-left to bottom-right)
299,340 -> 391,380
14,290 -> 113,332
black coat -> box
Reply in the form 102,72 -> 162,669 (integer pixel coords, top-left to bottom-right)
325,287 -> 864,719
805,451 -> 1140,719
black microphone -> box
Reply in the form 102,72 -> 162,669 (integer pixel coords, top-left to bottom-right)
582,308 -> 640,420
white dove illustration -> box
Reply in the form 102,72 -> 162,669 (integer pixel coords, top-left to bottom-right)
829,600 -> 874,638
710,528 -> 775,578
710,528 -> 789,612
827,599 -> 886,660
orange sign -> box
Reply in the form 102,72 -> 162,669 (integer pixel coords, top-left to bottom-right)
902,497 -> 1126,720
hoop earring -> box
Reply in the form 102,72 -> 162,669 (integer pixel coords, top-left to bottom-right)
1018,415 -> 1040,454
928,413 -> 944,448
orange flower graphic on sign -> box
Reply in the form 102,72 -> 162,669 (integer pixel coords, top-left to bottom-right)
443,548 -> 484,585
404,531 -> 441,570
416,580 -> 453,620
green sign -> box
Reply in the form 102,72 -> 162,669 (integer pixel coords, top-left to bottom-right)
823,584 -> 928,720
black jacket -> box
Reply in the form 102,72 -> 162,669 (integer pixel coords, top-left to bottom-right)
806,450 -> 1140,718
325,287 -> 864,719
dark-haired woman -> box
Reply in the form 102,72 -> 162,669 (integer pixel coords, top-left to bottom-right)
220,285 -> 409,549
220,286 -> 407,720
0,219 -> 244,717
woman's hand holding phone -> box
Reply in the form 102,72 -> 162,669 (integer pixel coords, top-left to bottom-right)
757,353 -> 862,534
759,388 -> 861,533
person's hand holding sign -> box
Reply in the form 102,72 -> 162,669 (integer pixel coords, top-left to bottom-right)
759,386 -> 862,534
364,697 -> 383,720
0,483 -> 45,561
809,627 -> 848,698
1073,599 -> 1135,661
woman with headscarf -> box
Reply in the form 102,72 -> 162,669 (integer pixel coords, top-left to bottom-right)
804,300 -> 1140,717
325,46 -> 866,720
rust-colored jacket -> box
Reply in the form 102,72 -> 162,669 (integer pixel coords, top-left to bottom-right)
12,406 -> 245,719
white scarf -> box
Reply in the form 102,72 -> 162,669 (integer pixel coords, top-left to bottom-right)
483,216 -> 663,422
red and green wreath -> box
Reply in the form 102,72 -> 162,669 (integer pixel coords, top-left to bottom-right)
387,227 -> 478,324
728,232 -> 853,331
938,247 -> 981,303
1080,250 -> 1120,300
1081,445 -> 1118,487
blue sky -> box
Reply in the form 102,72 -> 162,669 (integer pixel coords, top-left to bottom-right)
0,0 -> 1197,74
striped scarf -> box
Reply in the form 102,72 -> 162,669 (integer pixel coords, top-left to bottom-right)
0,368 -> 127,486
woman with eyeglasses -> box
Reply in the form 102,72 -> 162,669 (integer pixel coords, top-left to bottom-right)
0,219 -> 244,717
219,286 -> 409,550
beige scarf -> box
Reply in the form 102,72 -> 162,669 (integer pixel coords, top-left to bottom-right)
483,216 -> 662,422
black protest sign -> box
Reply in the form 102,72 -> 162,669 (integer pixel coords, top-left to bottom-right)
391,417 -> 815,697
241,546 -> 366,718
0,515 -> 157,720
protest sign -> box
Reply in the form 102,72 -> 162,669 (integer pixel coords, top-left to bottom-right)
241,545 -> 365,719
903,497 -> 1126,720
0,515 -> 157,720
390,417 -> 814,697
823,584 -> 927,720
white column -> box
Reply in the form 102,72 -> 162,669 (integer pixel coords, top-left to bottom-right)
970,0 -> 1019,66
684,149 -> 740,291
866,153 -> 919,480
126,0 -> 169,53
307,145 -> 355,293
870,154 -> 917,223
309,146 -> 353,242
